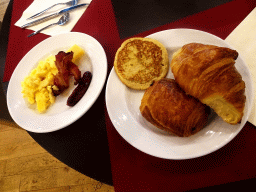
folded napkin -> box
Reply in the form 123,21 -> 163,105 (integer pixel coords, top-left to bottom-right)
225,7 -> 256,125
15,0 -> 91,36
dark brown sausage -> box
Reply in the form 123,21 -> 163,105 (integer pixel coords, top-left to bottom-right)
67,71 -> 92,106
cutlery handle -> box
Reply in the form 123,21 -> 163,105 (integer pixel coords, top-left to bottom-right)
28,23 -> 57,37
27,3 -> 65,20
27,4 -> 58,20
21,13 -> 59,28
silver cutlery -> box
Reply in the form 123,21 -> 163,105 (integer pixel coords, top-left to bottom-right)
27,13 -> 70,37
21,4 -> 88,28
27,0 -> 78,20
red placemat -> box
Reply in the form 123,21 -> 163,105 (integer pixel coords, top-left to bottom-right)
104,0 -> 256,191
3,0 -> 256,191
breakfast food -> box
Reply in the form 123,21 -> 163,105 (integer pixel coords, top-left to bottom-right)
67,71 -> 92,106
21,55 -> 59,113
21,45 -> 85,113
114,37 -> 169,90
53,51 -> 81,96
67,44 -> 85,64
171,43 -> 246,124
140,78 -> 210,137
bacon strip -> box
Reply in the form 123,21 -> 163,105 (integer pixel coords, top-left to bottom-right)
68,61 -> 81,85
53,51 -> 81,96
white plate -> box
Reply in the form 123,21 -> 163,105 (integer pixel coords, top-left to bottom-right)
105,28 -> 254,160
7,32 -> 107,133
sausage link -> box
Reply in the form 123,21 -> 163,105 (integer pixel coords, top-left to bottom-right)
67,71 -> 92,106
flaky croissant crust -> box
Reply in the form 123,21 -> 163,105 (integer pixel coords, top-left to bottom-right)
140,78 -> 209,137
171,43 -> 246,124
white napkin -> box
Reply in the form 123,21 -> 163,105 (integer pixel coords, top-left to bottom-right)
225,8 -> 256,125
15,0 -> 91,36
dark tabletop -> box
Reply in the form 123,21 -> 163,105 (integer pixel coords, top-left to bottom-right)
1,0 -> 255,190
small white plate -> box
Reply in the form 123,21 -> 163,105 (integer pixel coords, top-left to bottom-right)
105,28 -> 254,160
7,32 -> 107,133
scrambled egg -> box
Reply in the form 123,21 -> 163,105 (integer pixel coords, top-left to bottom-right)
21,55 -> 58,113
21,44 -> 85,113
67,44 -> 85,64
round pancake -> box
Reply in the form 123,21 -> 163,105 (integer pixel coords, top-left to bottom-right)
114,37 -> 169,90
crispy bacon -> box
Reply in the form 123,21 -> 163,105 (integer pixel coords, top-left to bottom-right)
53,51 -> 81,96
68,61 -> 81,85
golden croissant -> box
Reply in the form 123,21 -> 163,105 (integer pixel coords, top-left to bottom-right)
171,43 -> 246,124
140,78 -> 210,137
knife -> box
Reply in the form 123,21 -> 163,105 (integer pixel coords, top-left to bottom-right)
21,3 -> 88,28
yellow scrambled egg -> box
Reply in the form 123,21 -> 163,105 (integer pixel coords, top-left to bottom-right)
67,44 -> 85,64
21,44 -> 85,113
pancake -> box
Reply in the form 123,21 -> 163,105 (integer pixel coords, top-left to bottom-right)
114,37 -> 169,90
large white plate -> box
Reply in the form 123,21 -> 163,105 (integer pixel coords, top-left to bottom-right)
7,32 -> 107,133
105,29 -> 254,160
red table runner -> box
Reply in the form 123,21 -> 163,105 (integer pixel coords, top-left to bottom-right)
4,0 -> 256,191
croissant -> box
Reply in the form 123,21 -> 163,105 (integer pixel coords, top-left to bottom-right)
171,43 -> 246,124
140,78 -> 210,137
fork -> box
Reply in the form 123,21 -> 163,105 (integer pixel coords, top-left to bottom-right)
27,0 -> 78,20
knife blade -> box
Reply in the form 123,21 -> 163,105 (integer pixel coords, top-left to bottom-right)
21,3 -> 88,28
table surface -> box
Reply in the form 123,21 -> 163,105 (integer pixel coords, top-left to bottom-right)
1,0 -> 256,191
